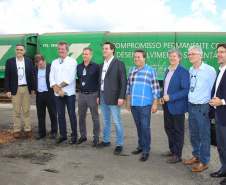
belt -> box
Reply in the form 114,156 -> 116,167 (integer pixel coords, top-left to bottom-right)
189,102 -> 202,106
39,91 -> 48,93
81,91 -> 95,95
18,84 -> 27,87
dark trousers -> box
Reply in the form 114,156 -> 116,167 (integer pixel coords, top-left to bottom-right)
55,95 -> 77,138
215,112 -> 226,173
78,92 -> 100,139
164,103 -> 185,158
36,91 -> 57,136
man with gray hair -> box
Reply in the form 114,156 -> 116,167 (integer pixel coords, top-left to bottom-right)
184,46 -> 216,172
160,48 -> 189,163
50,41 -> 78,145
76,47 -> 100,147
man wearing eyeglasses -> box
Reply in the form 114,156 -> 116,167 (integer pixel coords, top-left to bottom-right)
5,44 -> 35,139
184,46 -> 216,172
126,49 -> 160,161
50,41 -> 77,145
209,43 -> 226,185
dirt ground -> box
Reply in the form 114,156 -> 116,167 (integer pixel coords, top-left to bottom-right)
0,95 -> 222,185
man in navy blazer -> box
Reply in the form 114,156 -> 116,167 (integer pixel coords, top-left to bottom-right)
160,48 -> 190,163
5,43 -> 35,139
96,42 -> 127,155
33,54 -> 57,140
209,43 -> 226,185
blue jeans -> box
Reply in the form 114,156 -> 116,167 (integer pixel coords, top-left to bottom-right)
131,105 -> 152,154
100,93 -> 124,146
188,103 -> 210,165
55,95 -> 77,138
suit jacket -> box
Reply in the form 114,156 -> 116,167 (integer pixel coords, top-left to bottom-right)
211,70 -> 226,126
33,63 -> 53,94
98,57 -> 127,105
5,57 -> 35,95
160,64 -> 190,115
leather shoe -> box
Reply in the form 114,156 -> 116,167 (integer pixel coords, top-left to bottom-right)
36,135 -> 45,140
25,131 -> 32,138
76,137 -> 87,145
50,133 -> 57,139
220,178 -> 226,185
114,146 -> 123,155
140,153 -> 149,161
92,138 -> 99,147
167,156 -> 182,163
184,156 -> 200,165
191,162 -> 209,172
56,137 -> 67,144
132,148 -> 143,155
96,141 -> 111,149
14,132 -> 21,139
210,171 -> 226,178
69,137 -> 77,145
161,151 -> 174,157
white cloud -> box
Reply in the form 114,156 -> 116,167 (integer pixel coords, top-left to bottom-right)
222,9 -> 226,23
173,11 -> 221,32
191,0 -> 217,14
0,0 -> 223,34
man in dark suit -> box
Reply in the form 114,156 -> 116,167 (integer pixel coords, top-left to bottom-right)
33,54 -> 57,140
96,42 -> 127,155
209,43 -> 226,185
5,43 -> 35,139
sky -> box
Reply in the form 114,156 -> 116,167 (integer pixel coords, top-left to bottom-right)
0,0 -> 225,34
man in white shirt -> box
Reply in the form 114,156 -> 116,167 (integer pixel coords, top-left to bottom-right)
209,43 -> 226,185
50,41 -> 77,144
5,44 -> 35,139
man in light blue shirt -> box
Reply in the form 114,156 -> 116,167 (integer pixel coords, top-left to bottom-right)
126,49 -> 160,162
184,46 -> 216,172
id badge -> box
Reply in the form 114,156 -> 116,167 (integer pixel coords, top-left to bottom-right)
83,68 -> 86,76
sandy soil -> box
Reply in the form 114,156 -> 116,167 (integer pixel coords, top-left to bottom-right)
0,95 -> 222,185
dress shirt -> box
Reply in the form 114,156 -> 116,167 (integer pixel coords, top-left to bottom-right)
50,56 -> 77,96
77,61 -> 99,92
16,57 -> 27,85
188,62 -> 216,104
101,56 -> 114,91
37,65 -> 48,92
214,65 -> 226,105
126,64 -> 160,106
164,65 -> 177,96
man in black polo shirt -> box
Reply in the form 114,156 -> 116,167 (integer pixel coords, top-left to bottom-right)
76,47 -> 100,147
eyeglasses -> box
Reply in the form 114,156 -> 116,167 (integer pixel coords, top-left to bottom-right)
188,53 -> 201,57
216,51 -> 226,54
15,49 -> 24,51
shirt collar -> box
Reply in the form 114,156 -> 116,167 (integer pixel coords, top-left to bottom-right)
16,57 -> 24,63
82,61 -> 93,67
168,64 -> 178,71
219,65 -> 226,71
104,56 -> 114,64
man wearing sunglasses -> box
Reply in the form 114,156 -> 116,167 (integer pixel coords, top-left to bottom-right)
184,46 -> 216,172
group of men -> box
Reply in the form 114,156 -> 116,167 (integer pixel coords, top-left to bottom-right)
4,41 -> 226,184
